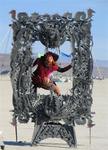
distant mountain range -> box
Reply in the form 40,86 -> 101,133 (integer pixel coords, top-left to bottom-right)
94,60 -> 108,68
0,53 -> 10,70
0,53 -> 108,78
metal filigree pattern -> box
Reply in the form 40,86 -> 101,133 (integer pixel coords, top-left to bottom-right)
32,122 -> 77,147
10,10 -> 94,146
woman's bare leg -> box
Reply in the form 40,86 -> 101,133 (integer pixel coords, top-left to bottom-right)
42,78 -> 61,96
52,85 -> 61,96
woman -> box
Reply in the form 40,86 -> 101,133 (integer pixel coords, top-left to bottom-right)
32,51 -> 72,96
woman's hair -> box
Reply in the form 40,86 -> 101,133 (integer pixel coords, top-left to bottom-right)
52,59 -> 57,65
46,55 -> 57,66
44,52 -> 59,66
40,55 -> 57,66
44,52 -> 59,61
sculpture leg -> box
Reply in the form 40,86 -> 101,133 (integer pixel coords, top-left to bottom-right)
31,122 -> 77,147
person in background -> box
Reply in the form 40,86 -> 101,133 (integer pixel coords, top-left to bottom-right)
32,51 -> 72,96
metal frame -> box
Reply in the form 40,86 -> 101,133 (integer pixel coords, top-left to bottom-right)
10,9 -> 94,147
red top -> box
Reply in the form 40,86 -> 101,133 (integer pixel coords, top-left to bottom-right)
32,58 -> 58,85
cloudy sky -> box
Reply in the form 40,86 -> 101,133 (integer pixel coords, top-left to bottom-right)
0,0 -> 108,60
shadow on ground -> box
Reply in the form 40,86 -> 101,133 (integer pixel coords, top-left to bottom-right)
4,141 -> 85,148
4,141 -> 70,148
4,141 -> 31,146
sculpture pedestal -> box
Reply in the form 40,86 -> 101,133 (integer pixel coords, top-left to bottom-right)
31,122 -> 77,147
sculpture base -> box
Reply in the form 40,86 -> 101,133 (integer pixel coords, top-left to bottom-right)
31,122 -> 77,147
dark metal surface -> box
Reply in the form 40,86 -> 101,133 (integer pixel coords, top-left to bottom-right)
10,10 -> 94,146
32,122 -> 77,147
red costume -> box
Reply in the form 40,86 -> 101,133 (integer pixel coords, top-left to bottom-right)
32,52 -> 72,87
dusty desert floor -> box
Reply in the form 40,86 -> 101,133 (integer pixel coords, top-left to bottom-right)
0,75 -> 108,150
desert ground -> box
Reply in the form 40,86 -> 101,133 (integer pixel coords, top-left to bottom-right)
0,75 -> 108,150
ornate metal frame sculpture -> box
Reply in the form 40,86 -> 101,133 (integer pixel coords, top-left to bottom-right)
10,9 -> 94,147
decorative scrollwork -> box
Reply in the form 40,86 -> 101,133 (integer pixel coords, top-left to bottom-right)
10,9 -> 94,146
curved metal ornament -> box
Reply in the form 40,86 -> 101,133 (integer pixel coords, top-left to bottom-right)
10,10 -> 94,146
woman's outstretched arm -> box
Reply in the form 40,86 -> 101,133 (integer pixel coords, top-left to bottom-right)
57,64 -> 72,73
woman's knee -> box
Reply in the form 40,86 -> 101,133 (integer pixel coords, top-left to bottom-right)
41,80 -> 61,96
53,85 -> 61,96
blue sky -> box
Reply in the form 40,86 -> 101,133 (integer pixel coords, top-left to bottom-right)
0,0 -> 108,60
